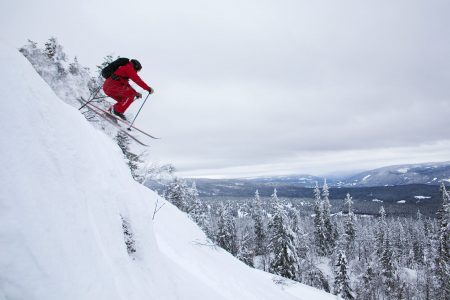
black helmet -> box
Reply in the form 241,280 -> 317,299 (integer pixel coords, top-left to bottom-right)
131,59 -> 142,71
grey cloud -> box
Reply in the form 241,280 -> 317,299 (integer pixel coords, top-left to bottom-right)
2,0 -> 450,177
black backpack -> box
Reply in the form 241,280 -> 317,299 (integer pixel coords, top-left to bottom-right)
101,57 -> 129,79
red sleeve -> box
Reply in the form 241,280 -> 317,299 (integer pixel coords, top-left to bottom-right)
119,63 -> 151,91
128,67 -> 151,91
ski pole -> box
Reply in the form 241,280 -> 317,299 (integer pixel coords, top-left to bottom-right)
128,92 -> 151,131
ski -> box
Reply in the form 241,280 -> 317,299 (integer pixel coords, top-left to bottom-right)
79,98 -> 149,147
79,97 -> 159,139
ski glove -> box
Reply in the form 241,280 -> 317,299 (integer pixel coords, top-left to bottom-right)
136,92 -> 142,99
147,87 -> 154,94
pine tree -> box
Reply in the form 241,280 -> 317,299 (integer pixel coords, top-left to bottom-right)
44,37 -> 58,59
44,37 -> 67,78
333,251 -> 354,300
357,263 -> 378,300
189,182 -> 209,231
381,231 -> 397,296
253,214 -> 266,255
253,189 -> 261,206
376,206 -> 387,256
302,254 -> 331,292
216,203 -> 238,255
434,183 -> 450,299
343,193 -> 356,258
412,210 -> 426,266
252,190 -> 267,256
393,220 -> 408,266
164,178 -> 189,212
419,252 -> 436,300
184,181 -> 198,213
322,180 -> 335,254
115,131 -> 144,183
237,225 -> 255,267
288,206 -> 308,260
268,189 -> 300,280
313,182 -> 326,256
68,57 -> 79,75
373,206 -> 399,297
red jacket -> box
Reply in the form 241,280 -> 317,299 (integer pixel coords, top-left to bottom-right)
114,62 -> 151,91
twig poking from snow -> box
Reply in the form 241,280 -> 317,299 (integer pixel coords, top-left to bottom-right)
272,276 -> 293,288
152,198 -> 166,220
191,239 -> 218,250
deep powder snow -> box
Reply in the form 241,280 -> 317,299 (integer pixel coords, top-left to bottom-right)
0,42 -> 333,300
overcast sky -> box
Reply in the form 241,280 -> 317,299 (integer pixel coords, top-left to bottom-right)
2,0 -> 450,178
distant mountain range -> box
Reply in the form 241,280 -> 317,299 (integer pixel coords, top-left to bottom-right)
145,162 -> 450,217
343,162 -> 450,187
177,162 -> 450,200
189,161 -> 450,190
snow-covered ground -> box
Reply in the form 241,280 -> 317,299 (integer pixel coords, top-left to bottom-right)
362,174 -> 371,181
414,195 -> 431,200
397,168 -> 409,174
0,43 -> 334,300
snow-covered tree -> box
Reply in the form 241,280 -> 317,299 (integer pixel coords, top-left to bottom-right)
252,190 -> 267,256
68,56 -> 81,76
333,251 -> 354,300
356,264 -> 378,300
380,235 -> 397,295
44,37 -> 66,61
253,189 -> 261,206
412,210 -> 426,266
216,203 -> 238,255
20,38 -> 100,106
268,189 -> 300,280
343,193 -> 356,258
375,206 -> 387,256
189,182 -> 209,232
237,225 -> 255,267
302,254 -> 331,292
313,182 -> 326,256
144,163 -> 176,187
184,181 -> 198,212
434,183 -> 450,299
375,210 -> 401,298
43,37 -> 67,79
288,206 -> 308,260
164,178 -> 189,212
115,131 -> 144,183
322,180 -> 335,254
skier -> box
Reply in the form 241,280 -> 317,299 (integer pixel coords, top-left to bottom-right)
102,59 -> 154,120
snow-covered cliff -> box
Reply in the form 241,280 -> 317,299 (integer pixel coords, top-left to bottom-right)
0,42 -> 333,300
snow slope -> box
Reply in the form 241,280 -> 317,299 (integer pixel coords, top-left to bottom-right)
0,42 -> 333,300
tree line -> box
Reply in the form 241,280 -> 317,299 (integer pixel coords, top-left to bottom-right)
164,178 -> 450,300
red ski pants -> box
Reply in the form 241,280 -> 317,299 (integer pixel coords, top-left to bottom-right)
103,77 -> 137,113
